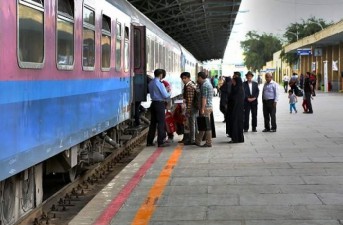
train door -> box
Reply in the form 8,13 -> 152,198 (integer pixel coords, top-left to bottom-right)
132,25 -> 147,103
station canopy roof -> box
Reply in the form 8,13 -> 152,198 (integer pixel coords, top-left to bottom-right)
128,0 -> 242,62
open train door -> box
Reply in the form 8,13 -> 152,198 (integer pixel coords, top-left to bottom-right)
132,25 -> 147,102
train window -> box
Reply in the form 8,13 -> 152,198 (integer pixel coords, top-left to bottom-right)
163,46 -> 166,69
83,7 -> 94,25
57,0 -> 74,69
175,53 -> 179,71
158,43 -> 161,68
18,0 -> 44,68
155,42 -> 159,68
160,44 -> 164,69
58,0 -> 74,16
168,50 -> 171,72
171,52 -> 174,72
102,16 -> 111,32
146,37 -> 150,71
124,26 -> 129,72
82,6 -> 95,69
150,39 -> 154,71
115,22 -> 122,71
165,49 -> 168,72
101,15 -> 111,70
173,53 -> 176,72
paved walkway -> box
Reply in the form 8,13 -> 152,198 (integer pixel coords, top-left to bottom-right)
70,86 -> 343,225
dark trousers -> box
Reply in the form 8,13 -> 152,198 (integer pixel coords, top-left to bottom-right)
305,92 -> 313,113
147,101 -> 166,145
283,81 -> 288,93
134,101 -> 141,126
244,103 -> 257,130
263,99 -> 277,130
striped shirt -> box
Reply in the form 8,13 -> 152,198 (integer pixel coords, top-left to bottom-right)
201,79 -> 213,108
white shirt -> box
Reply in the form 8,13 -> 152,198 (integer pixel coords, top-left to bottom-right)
283,75 -> 289,82
262,80 -> 279,102
248,81 -> 253,96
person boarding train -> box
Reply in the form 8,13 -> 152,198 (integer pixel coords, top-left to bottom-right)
146,69 -> 171,147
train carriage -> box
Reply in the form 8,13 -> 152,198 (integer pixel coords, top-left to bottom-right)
0,0 -> 200,224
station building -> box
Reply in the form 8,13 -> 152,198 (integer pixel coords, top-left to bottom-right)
265,20 -> 343,92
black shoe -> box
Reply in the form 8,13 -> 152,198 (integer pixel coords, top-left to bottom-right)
184,141 -> 195,145
146,143 -> 154,147
158,142 -> 170,147
243,129 -> 248,132
270,129 -> 277,132
262,129 -> 270,132
252,128 -> 257,132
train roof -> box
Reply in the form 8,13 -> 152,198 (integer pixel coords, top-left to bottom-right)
106,0 -> 183,53
128,0 -> 242,62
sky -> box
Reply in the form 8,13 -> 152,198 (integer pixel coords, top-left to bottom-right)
223,0 -> 343,64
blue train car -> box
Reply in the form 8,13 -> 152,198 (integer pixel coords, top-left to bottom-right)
0,0 -> 200,224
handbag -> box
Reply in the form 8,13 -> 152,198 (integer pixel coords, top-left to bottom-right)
197,116 -> 211,131
294,86 -> 303,97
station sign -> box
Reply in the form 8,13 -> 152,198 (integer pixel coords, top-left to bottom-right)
297,48 -> 312,56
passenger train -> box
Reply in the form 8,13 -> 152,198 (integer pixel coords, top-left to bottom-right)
0,0 -> 201,224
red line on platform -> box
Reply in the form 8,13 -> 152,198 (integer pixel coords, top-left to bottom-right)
93,147 -> 163,225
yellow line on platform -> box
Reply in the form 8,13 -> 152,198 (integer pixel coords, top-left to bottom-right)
130,145 -> 183,225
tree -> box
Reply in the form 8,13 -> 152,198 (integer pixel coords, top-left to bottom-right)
240,31 -> 282,71
281,17 -> 333,66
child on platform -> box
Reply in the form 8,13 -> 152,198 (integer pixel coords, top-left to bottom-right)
288,90 -> 297,114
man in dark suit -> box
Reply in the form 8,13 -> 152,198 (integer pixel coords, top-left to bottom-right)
243,71 -> 260,132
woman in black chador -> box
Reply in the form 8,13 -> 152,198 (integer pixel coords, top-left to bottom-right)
228,76 -> 244,143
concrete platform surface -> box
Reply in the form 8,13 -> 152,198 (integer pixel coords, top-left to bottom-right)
69,87 -> 343,225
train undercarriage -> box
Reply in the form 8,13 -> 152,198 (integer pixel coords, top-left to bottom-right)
0,115 -> 149,225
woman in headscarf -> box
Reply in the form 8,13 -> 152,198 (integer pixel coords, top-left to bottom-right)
228,76 -> 244,143
219,76 -> 232,123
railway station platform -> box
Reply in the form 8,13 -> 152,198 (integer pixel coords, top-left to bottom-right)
69,85 -> 343,225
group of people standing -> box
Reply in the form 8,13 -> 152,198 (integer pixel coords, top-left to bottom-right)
220,71 -> 279,141
146,69 -> 280,148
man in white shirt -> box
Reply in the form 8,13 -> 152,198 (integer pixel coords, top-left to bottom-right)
262,73 -> 279,132
282,74 -> 290,93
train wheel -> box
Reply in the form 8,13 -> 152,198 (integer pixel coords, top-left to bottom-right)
1,177 -> 16,225
62,166 -> 79,183
20,169 -> 35,215
68,166 -> 78,182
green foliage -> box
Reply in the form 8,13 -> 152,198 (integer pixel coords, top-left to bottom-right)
280,48 -> 298,66
283,16 -> 333,43
240,31 -> 282,71
281,17 -> 333,65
